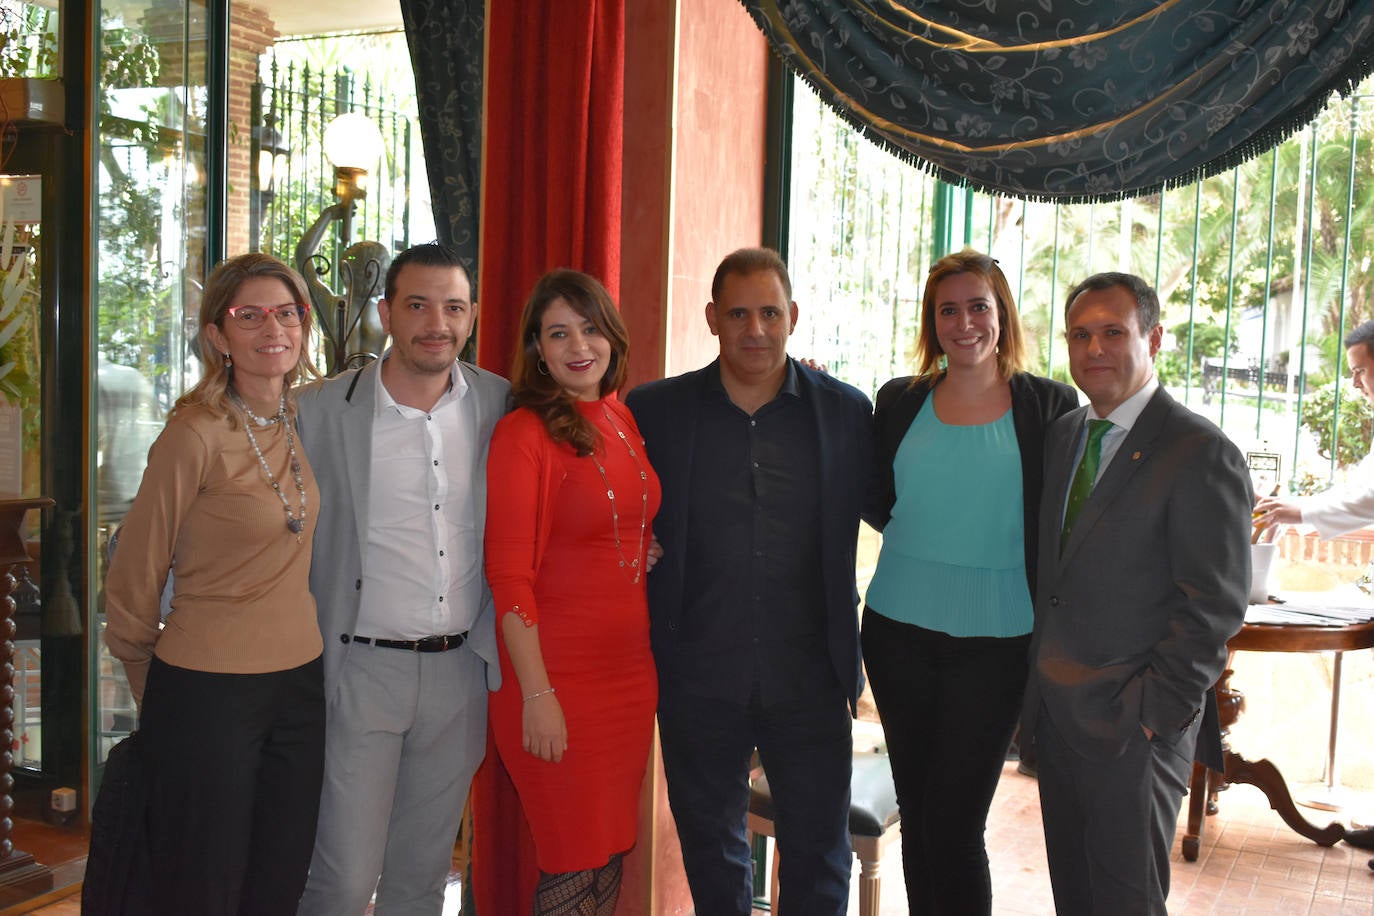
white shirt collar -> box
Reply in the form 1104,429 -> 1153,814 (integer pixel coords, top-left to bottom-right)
374,349 -> 468,418
1088,374 -> 1158,433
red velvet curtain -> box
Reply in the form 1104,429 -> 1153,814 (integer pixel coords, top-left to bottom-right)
473,2 -> 624,912
476,0 -> 625,376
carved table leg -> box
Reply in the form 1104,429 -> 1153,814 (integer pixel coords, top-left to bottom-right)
1183,761 -> 1208,861
1223,751 -> 1347,847
1209,653 -> 1346,848
1182,662 -> 1242,861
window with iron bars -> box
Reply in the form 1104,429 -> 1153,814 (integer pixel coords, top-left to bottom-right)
251,51 -> 424,301
789,74 -> 1374,501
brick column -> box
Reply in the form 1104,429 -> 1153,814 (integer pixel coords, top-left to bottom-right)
227,5 -> 278,256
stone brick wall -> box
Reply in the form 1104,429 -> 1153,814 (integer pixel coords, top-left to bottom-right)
228,5 -> 278,257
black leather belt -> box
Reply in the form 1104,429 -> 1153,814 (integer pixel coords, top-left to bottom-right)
348,632 -> 468,652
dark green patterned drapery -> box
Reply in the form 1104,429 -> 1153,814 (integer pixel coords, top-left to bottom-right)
741,1 -> 1374,202
400,0 -> 483,269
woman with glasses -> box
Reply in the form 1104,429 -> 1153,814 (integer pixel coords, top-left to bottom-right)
104,253 -> 325,916
862,250 -> 1077,914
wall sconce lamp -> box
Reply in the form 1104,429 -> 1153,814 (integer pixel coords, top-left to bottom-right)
295,111 -> 390,375
323,112 -> 385,231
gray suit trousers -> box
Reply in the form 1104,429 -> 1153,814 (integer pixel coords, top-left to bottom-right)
1035,705 -> 1199,916
297,642 -> 486,916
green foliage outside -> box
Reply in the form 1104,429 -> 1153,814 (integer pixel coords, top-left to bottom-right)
0,1 -> 56,78
789,78 -> 1374,479
1300,380 -> 1373,469
0,1 -> 58,459
1155,320 -> 1235,388
95,20 -> 175,391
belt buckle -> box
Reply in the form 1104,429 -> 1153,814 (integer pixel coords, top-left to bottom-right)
415,635 -> 445,652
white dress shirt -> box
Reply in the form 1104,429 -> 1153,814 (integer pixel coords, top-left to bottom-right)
1087,375 -> 1159,481
355,356 -> 482,638
1062,375 -> 1160,524
1299,449 -> 1374,539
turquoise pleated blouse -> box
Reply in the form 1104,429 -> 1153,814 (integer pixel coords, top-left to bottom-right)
864,399 -> 1033,637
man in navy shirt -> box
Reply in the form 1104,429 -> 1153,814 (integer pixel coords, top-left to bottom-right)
627,248 -> 873,915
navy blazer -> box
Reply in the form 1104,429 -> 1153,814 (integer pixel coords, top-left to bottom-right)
866,371 -> 1078,597
626,359 -> 875,712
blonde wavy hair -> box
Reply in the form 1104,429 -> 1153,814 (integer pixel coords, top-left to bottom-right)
172,253 -> 318,425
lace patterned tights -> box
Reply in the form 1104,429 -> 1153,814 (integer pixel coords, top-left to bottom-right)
532,853 -> 623,916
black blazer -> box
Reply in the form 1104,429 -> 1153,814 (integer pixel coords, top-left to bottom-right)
866,371 -> 1078,597
626,359 -> 875,711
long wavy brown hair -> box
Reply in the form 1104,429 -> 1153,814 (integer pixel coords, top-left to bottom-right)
173,253 -> 318,426
913,248 -> 1027,383
511,269 -> 630,456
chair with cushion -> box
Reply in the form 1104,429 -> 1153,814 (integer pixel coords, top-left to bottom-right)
747,749 -> 902,915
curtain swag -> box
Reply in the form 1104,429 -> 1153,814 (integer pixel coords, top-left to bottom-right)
740,0 -> 1374,203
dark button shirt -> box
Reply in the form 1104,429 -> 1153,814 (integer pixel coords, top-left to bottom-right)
679,361 -> 828,705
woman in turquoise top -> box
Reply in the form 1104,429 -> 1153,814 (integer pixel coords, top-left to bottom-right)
862,250 -> 1077,915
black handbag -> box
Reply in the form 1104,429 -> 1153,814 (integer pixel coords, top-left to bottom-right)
82,731 -> 151,915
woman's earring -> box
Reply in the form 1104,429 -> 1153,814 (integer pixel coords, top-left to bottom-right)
537,359 -> 550,376
223,352 -> 233,369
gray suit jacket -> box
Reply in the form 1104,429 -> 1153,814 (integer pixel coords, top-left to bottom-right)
1022,386 -> 1252,763
295,359 -> 510,700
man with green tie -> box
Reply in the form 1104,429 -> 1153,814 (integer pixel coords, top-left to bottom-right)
1021,272 -> 1252,915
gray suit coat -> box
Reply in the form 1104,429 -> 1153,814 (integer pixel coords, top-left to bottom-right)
1022,386 -> 1252,763
295,358 -> 510,700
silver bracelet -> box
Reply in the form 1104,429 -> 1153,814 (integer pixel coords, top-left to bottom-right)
523,687 -> 556,702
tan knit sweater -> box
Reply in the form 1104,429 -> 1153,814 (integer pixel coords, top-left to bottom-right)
104,402 -> 323,703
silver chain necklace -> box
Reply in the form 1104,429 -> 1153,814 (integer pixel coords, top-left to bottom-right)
588,405 -> 648,584
230,389 -> 308,542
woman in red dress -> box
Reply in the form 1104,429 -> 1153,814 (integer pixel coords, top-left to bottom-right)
485,269 -> 661,915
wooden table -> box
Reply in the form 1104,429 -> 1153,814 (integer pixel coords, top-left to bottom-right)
1181,617 -> 1374,861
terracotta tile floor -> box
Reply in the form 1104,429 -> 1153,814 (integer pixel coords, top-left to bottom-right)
806,762 -> 1374,915
21,763 -> 1374,915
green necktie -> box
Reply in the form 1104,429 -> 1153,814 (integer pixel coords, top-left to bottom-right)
1061,419 -> 1113,549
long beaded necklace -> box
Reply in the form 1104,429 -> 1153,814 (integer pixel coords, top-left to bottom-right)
588,404 -> 649,583
230,389 -> 308,542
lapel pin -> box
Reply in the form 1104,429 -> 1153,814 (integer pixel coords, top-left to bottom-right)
1132,451 -> 1141,460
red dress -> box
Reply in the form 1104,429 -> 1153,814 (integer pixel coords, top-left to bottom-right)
485,395 -> 661,872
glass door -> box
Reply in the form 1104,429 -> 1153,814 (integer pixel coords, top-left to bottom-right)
90,0 -> 209,773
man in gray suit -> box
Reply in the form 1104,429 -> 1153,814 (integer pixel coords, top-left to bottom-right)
295,244 -> 509,915
1023,272 -> 1251,915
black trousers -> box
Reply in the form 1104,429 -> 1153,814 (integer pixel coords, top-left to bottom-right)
861,608 -> 1029,916
138,654 -> 325,916
658,680 -> 854,916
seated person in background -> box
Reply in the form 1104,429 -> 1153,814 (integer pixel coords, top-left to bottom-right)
1256,318 -> 1374,854
1255,320 -> 1374,538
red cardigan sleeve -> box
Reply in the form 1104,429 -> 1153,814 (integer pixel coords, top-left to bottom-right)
484,408 -> 563,628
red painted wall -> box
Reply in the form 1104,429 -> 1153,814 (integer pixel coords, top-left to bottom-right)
620,0 -> 770,386
616,1 -> 771,913
620,0 -> 674,391
665,0 -> 769,378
